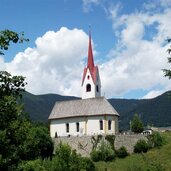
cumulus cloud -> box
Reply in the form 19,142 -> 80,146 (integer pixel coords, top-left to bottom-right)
1,1 -> 171,99
99,0 -> 171,98
4,27 -> 89,96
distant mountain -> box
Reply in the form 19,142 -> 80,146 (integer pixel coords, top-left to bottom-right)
22,92 -> 79,122
22,91 -> 171,130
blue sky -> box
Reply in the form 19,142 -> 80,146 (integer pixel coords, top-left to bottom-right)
1,0 -> 171,99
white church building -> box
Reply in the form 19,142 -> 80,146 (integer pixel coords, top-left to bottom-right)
48,31 -> 119,137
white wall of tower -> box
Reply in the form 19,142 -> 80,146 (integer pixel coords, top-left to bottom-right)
81,69 -> 101,99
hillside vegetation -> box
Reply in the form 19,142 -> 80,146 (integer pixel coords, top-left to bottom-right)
22,91 -> 171,130
95,132 -> 171,171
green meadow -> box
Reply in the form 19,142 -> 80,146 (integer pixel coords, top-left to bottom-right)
95,132 -> 171,171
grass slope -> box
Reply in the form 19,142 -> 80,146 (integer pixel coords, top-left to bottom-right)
95,132 -> 171,171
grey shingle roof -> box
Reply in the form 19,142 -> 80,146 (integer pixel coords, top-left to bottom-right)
48,97 -> 119,120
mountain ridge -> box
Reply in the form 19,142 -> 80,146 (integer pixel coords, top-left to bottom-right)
22,91 -> 171,130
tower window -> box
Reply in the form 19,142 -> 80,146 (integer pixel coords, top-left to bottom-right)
99,120 -> 103,130
76,122 -> 79,132
108,120 -> 112,130
86,84 -> 91,92
66,123 -> 69,133
87,75 -> 90,79
96,85 -> 99,92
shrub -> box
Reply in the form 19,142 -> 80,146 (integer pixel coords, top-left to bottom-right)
81,157 -> 95,171
147,132 -> 164,149
90,150 -> 101,162
105,134 -> 115,150
90,140 -> 115,162
18,160 -> 46,171
116,146 -> 129,158
52,142 -> 95,171
134,139 -> 149,153
91,135 -> 103,150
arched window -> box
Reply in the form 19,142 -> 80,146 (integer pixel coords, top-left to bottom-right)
66,123 -> 69,133
108,120 -> 112,130
87,75 -> 90,79
99,120 -> 103,130
96,85 -> 99,92
86,84 -> 91,92
76,122 -> 79,132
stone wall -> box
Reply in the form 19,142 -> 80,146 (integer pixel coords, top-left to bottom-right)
53,134 -> 147,156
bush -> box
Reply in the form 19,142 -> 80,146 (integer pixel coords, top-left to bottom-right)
116,146 -> 129,158
134,139 -> 149,153
81,157 -> 95,171
90,140 -> 115,162
105,134 -> 115,150
47,142 -> 96,171
18,160 -> 46,171
147,132 -> 164,149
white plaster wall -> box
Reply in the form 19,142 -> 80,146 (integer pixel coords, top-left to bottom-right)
87,116 -> 105,135
50,115 -> 119,137
82,69 -> 96,99
50,117 -> 85,137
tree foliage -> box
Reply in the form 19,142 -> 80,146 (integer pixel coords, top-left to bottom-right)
0,29 -> 29,55
147,132 -> 164,149
116,146 -> 129,158
90,140 -> 115,162
163,38 -> 171,79
131,114 -> 144,133
0,71 -> 53,170
134,139 -> 149,153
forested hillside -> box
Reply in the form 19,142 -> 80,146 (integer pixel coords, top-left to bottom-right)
22,91 -> 171,130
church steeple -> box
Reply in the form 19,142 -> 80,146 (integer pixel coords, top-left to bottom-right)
87,30 -> 94,71
81,29 -> 101,99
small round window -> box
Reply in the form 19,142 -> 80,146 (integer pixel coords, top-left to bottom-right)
87,75 -> 90,79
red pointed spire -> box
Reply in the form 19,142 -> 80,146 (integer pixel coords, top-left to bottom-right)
87,28 -> 94,71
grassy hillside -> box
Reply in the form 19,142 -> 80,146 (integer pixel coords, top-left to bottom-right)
95,132 -> 171,171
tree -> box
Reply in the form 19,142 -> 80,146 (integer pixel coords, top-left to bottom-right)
131,114 -> 144,133
0,71 -> 29,170
23,125 -> 54,160
0,29 -> 29,55
163,38 -> 171,78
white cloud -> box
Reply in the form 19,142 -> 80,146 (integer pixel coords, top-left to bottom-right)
4,27 -> 89,96
142,90 -> 164,99
0,56 -> 6,70
99,1 -> 171,98
82,0 -> 100,12
1,1 -> 171,99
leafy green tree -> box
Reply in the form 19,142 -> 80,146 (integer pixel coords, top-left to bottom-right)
0,29 -> 29,55
163,38 -> 171,78
0,71 -> 53,170
131,114 -> 144,133
23,126 -> 54,160
0,71 -> 28,170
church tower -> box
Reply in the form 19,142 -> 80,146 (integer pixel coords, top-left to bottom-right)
81,30 -> 101,99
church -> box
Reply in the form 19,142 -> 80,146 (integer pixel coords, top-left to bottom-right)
48,31 -> 119,137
